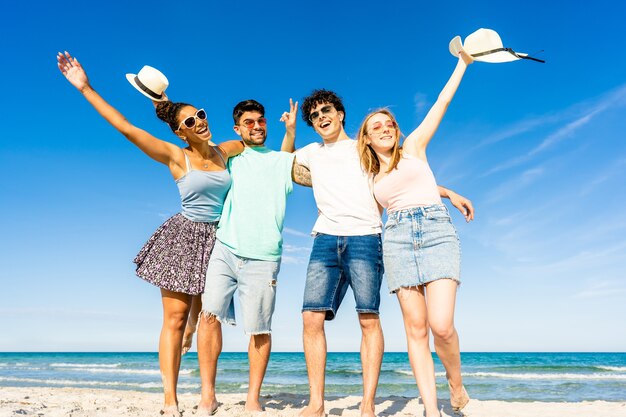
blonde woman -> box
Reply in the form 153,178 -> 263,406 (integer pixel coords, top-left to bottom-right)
357,51 -> 474,417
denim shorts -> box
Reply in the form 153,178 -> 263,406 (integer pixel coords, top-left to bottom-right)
302,233 -> 383,320
384,204 -> 460,293
201,240 -> 280,335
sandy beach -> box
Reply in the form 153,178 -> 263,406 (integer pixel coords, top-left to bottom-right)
1,387 -> 625,417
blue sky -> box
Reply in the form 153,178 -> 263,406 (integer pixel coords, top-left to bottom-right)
1,0 -> 625,352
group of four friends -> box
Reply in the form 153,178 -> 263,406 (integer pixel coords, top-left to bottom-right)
58,48 -> 475,417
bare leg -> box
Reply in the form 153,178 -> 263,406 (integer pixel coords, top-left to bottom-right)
246,333 -> 271,411
397,287 -> 440,417
159,289 -> 193,413
358,313 -> 383,417
425,279 -> 468,410
197,313 -> 222,415
182,295 -> 202,355
299,311 -> 327,417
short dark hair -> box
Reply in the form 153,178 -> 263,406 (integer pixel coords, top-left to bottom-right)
233,99 -> 265,124
301,89 -> 346,127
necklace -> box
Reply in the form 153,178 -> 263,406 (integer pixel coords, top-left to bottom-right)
189,148 -> 214,169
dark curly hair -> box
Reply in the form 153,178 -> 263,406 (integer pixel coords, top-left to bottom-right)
232,99 -> 265,125
301,89 -> 346,127
155,101 -> 192,133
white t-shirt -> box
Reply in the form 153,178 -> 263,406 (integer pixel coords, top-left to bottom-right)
296,139 -> 382,236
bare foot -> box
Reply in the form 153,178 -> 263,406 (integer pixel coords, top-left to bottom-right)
449,382 -> 470,412
159,405 -> 181,417
181,323 -> 196,355
196,400 -> 219,416
298,403 -> 325,417
244,398 -> 264,412
360,405 -> 377,417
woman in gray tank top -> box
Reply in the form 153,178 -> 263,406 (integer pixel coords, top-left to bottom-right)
58,51 -> 243,417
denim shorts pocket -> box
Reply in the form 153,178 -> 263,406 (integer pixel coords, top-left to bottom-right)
426,207 -> 452,223
384,216 -> 399,231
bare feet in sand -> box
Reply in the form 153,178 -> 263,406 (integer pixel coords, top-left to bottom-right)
159,404 -> 181,417
298,403 -> 325,417
244,398 -> 265,413
196,400 -> 219,416
360,404 -> 377,417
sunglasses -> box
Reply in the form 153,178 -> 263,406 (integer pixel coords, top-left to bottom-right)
309,105 -> 335,123
368,120 -> 397,134
178,109 -> 207,130
240,117 -> 267,129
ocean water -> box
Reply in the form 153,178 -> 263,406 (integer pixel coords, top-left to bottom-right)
1,352 -> 625,401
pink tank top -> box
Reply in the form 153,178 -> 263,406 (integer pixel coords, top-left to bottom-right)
373,153 -> 442,213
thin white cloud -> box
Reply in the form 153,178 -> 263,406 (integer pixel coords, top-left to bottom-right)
413,92 -> 430,119
573,280 -> 626,299
578,157 -> 626,197
283,227 -> 311,238
476,112 -> 562,148
281,255 -> 305,265
283,244 -> 312,254
484,166 -> 545,204
480,83 -> 626,177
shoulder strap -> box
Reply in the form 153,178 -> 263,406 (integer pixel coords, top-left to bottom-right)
212,146 -> 227,166
182,149 -> 192,173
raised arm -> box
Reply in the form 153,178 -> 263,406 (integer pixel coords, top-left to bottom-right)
403,51 -> 474,159
57,52 -> 180,166
438,185 -> 474,222
280,98 -> 298,153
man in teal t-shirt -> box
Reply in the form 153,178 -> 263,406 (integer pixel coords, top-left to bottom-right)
196,99 -> 310,414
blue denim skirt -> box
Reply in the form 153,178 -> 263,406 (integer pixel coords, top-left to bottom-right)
383,204 -> 460,293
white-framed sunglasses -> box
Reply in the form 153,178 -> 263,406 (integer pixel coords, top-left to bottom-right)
178,109 -> 207,130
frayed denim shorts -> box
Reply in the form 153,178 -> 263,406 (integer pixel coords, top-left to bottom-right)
302,233 -> 383,320
201,240 -> 280,335
383,204 -> 460,293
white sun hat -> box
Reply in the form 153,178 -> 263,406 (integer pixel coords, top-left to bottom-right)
449,28 -> 544,63
126,65 -> 169,101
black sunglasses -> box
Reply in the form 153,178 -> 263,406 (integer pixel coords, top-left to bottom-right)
309,105 -> 335,123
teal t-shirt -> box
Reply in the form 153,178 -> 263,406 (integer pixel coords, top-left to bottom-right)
216,146 -> 295,261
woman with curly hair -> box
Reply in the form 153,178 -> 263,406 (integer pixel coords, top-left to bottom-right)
357,50 -> 474,417
57,51 -> 243,417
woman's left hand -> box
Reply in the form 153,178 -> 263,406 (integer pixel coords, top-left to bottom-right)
449,191 -> 474,222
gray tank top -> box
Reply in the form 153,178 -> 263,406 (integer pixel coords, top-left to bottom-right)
175,147 -> 232,222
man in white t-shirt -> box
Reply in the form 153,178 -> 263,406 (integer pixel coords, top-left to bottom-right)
282,89 -> 473,417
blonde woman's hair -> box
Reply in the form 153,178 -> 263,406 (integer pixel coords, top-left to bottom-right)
357,109 -> 403,175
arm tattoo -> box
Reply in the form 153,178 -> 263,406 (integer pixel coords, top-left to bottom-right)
292,161 -> 312,187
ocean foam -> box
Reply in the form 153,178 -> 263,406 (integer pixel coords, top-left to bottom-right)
50,363 -> 122,368
466,371 -> 626,380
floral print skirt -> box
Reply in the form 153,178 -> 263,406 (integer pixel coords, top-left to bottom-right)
134,213 -> 218,295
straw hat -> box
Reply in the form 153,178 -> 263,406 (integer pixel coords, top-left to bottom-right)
126,65 -> 169,101
449,28 -> 544,63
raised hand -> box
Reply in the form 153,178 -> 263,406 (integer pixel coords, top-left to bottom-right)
279,98 -> 299,133
57,51 -> 89,92
458,49 -> 474,66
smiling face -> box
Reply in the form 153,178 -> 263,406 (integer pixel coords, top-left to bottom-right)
233,111 -> 267,147
175,105 -> 212,143
364,112 -> 399,155
309,102 -> 344,142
